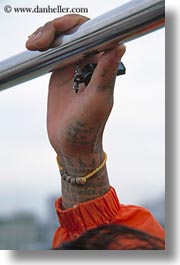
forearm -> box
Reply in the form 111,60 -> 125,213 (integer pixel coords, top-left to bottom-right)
57,150 -> 110,209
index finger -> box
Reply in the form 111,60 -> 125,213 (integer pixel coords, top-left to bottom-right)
26,14 -> 89,51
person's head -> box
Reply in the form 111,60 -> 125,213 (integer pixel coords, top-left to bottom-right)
55,224 -> 165,250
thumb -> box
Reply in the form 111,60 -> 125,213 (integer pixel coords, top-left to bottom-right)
87,44 -> 126,102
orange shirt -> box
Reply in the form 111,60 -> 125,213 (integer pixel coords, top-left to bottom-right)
52,186 -> 165,249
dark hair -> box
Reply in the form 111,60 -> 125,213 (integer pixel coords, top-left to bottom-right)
55,224 -> 165,250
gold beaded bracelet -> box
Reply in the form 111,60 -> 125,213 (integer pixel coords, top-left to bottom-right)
56,153 -> 107,185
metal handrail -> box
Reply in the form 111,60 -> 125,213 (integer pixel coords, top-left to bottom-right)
0,0 -> 165,91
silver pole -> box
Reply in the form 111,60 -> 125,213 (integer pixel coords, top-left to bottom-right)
0,0 -> 165,91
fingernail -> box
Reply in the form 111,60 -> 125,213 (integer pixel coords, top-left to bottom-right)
28,31 -> 42,41
34,31 -> 43,40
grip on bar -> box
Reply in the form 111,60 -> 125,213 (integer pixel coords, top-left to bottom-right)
81,62 -> 126,86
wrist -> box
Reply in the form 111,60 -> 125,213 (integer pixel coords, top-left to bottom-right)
57,148 -> 104,178
56,149 -> 110,209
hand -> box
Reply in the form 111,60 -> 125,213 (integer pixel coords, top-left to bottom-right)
26,14 -> 126,174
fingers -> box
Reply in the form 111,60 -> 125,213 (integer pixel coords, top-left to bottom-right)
26,23 -> 56,51
26,14 -> 89,51
52,14 -> 89,33
86,44 -> 126,106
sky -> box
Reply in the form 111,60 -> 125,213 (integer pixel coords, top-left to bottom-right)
0,0 -> 165,219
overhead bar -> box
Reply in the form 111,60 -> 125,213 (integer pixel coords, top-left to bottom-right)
0,0 -> 165,91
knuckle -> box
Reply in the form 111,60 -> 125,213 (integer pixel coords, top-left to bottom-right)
44,21 -> 53,28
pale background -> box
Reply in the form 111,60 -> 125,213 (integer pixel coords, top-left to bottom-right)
0,0 -> 164,216
0,0 -> 172,258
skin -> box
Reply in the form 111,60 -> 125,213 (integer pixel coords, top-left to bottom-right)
26,14 -> 126,209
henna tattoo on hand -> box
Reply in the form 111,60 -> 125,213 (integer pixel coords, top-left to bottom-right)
66,123 -> 100,146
